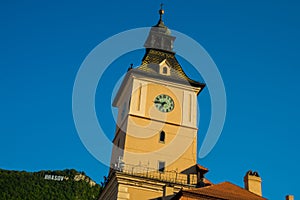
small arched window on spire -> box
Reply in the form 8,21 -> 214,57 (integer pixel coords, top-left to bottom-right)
160,65 -> 170,75
162,66 -> 168,74
159,59 -> 171,75
159,131 -> 165,143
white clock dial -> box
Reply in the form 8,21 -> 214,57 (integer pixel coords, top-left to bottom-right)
154,94 -> 174,113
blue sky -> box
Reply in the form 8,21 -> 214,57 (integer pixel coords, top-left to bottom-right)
0,0 -> 299,199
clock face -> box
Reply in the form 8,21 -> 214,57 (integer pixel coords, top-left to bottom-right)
154,94 -> 174,113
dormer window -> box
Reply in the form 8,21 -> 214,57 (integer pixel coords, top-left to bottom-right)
159,59 -> 171,76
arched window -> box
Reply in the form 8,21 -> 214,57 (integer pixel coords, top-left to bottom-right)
159,131 -> 165,143
162,66 -> 168,74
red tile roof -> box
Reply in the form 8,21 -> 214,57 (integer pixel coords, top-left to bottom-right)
173,182 -> 267,200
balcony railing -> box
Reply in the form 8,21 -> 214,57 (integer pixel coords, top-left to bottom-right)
113,163 -> 197,185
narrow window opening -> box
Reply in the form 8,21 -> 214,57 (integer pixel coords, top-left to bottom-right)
162,66 -> 168,74
159,131 -> 165,143
158,161 -> 165,173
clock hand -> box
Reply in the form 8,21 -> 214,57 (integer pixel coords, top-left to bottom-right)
154,100 -> 162,104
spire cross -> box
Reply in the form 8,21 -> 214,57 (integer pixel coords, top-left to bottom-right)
159,3 -> 164,21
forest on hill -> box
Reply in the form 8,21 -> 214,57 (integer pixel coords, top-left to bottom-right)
0,169 -> 102,200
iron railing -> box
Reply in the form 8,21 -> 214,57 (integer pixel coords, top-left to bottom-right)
113,163 -> 197,185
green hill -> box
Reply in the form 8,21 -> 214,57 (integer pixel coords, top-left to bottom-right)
0,169 -> 102,200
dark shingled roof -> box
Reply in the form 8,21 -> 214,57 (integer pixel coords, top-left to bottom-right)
137,48 -> 205,88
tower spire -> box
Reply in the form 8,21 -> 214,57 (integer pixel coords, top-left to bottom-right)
144,3 -> 175,52
155,3 -> 166,28
159,3 -> 164,22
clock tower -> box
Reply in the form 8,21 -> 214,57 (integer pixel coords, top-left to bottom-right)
99,6 -> 207,200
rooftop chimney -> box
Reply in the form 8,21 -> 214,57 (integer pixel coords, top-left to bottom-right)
286,195 -> 294,200
244,170 -> 262,196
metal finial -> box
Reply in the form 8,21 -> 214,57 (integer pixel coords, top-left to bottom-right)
159,3 -> 164,21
